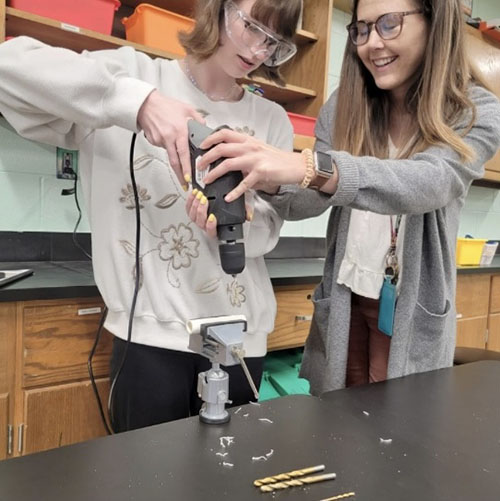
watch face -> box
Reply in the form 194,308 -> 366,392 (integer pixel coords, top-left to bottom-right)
316,151 -> 334,175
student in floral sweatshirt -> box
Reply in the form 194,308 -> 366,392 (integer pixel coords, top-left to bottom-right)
0,0 -> 301,430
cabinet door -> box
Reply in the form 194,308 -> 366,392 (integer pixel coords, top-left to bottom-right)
456,274 -> 490,319
487,313 -> 500,352
22,379 -> 110,455
490,275 -> 500,314
0,302 -> 16,460
22,300 -> 113,388
456,317 -> 488,349
0,393 -> 8,460
268,286 -> 315,351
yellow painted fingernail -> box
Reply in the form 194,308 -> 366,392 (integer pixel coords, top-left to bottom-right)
184,173 -> 192,183
208,214 -> 216,223
200,196 -> 207,205
192,188 -> 198,196
247,211 -> 253,221
196,191 -> 203,200
182,184 -> 188,192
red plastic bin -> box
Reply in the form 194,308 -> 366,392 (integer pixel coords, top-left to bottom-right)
287,112 -> 317,137
8,0 -> 121,35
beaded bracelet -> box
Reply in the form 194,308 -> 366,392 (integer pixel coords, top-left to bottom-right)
300,148 -> 315,189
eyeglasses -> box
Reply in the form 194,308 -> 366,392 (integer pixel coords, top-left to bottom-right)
224,0 -> 297,67
346,9 -> 424,46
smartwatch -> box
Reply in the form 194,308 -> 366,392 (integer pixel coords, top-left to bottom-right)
309,151 -> 335,190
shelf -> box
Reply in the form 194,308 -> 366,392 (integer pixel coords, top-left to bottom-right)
293,134 -> 315,151
466,23 -> 500,48
480,27 -> 500,45
4,7 -> 316,106
120,1 -> 321,46
5,7 -> 179,58
296,29 -> 319,45
334,0 -> 353,14
473,170 -> 500,188
484,170 -> 500,183
240,76 -> 316,104
120,0 -> 196,17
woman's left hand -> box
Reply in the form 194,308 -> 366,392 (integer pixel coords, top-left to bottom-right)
197,129 -> 306,202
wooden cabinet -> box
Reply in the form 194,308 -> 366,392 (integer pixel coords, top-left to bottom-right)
466,25 -> 500,185
268,285 -> 315,351
0,394 -> 8,460
22,301 -> 112,388
0,302 -> 15,460
1,297 -> 113,459
456,274 -> 490,348
455,272 -> 500,351
487,275 -> 500,351
0,284 -> 316,458
22,379 -> 109,455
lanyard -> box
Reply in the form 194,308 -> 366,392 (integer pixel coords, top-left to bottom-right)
389,215 -> 402,249
385,215 -> 402,284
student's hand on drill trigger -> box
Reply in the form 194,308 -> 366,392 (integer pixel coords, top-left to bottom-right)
137,90 -> 206,188
186,189 -> 253,239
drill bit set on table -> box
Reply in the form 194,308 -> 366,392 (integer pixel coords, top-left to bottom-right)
252,464 -> 355,498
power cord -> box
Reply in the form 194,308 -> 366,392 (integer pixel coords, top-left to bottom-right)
61,165 -> 113,432
87,305 -> 112,435
61,170 -> 92,260
107,132 -> 141,432
87,132 -> 141,434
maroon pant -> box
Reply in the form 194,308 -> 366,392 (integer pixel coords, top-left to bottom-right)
346,293 -> 392,387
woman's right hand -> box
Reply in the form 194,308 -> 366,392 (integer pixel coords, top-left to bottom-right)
137,90 -> 206,188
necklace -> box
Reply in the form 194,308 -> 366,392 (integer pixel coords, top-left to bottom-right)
183,59 -> 241,102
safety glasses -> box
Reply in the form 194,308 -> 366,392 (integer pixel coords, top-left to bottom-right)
224,0 -> 297,67
346,9 -> 424,46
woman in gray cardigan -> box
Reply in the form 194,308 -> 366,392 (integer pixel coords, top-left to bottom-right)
192,0 -> 500,395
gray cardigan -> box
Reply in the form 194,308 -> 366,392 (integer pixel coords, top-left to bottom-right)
267,86 -> 500,395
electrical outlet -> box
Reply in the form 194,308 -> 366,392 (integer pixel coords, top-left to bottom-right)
56,148 -> 78,180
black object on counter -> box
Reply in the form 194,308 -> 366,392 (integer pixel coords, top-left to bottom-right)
1,362 -> 499,500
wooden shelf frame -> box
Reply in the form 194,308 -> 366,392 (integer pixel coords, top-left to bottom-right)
3,6 -> 318,106
293,134 -> 315,151
333,0 -> 353,14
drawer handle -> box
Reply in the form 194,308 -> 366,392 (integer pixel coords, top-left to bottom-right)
78,307 -> 102,316
295,315 -> 312,321
456,313 -> 463,320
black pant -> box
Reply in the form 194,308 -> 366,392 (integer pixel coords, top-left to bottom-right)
109,336 -> 264,432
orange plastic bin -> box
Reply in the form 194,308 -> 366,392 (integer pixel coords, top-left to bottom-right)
9,0 -> 121,35
287,112 -> 317,137
121,4 -> 194,57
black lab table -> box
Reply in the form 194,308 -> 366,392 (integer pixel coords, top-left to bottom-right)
1,361 -> 499,500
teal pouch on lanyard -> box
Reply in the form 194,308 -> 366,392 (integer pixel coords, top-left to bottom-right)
378,215 -> 401,337
378,276 -> 397,336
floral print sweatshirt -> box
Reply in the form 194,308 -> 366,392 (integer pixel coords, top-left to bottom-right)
0,37 -> 293,356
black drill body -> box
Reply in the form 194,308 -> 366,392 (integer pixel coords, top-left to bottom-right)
188,121 -> 246,275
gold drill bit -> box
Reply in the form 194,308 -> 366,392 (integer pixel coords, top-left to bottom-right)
318,492 -> 356,501
259,472 -> 337,492
253,464 -> 326,487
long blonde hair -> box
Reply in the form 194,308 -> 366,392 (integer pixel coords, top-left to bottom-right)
334,0 -> 482,162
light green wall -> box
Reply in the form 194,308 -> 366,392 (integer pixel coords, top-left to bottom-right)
0,117 -> 89,232
0,0 -> 499,239
473,0 -> 500,21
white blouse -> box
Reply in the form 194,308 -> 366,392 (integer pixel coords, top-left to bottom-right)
336,139 -> 405,299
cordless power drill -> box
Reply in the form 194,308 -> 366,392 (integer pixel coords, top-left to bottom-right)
188,121 -> 246,275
